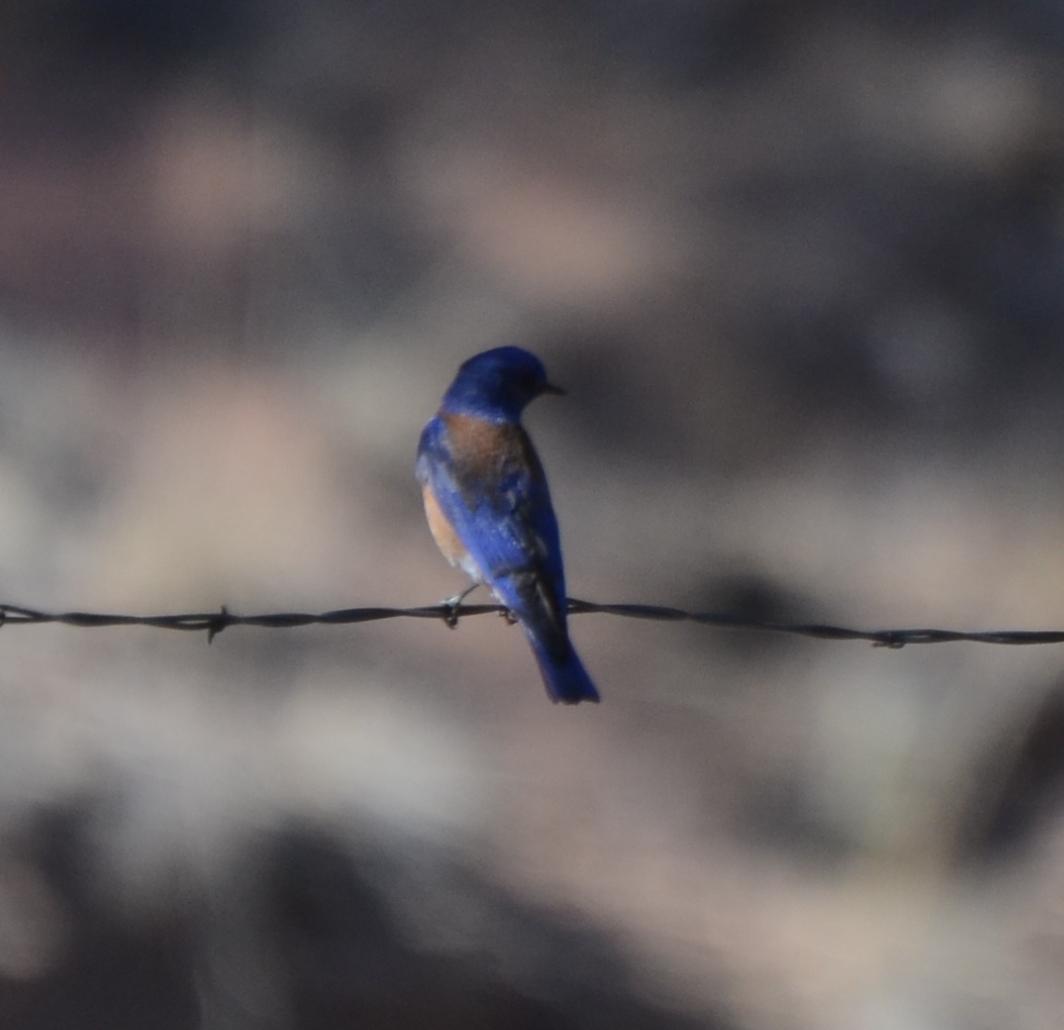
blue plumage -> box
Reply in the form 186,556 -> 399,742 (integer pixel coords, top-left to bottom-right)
417,348 -> 599,704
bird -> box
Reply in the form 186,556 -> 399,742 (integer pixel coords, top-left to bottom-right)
416,347 -> 600,704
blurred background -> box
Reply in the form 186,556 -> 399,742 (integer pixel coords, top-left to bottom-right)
0,2 -> 1063,1027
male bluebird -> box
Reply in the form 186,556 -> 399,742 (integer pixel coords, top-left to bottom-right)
416,347 -> 600,704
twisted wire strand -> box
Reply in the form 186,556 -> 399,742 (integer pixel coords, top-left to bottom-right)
0,600 -> 1061,648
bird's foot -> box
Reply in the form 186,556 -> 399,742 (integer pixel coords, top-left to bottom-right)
498,608 -> 518,626
440,584 -> 478,630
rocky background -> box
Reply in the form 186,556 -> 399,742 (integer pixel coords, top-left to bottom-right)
0,2 -> 1063,1028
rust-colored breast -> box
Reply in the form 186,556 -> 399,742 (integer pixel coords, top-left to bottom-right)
422,483 -> 465,565
422,482 -> 478,577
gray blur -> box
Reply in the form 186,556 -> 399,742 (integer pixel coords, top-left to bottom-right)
0,2 -> 1063,1028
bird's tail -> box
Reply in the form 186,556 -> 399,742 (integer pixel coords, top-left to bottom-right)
527,633 -> 600,704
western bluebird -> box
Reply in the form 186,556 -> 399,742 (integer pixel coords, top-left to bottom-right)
416,347 -> 600,704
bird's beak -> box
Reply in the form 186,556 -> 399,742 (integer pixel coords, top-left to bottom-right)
541,382 -> 566,396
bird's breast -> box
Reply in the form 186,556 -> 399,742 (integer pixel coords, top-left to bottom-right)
422,483 -> 481,581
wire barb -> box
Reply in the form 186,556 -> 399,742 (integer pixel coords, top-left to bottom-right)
0,600 -> 1061,649
207,605 -> 229,644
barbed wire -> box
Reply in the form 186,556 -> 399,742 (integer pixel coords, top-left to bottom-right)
0,600 -> 1062,649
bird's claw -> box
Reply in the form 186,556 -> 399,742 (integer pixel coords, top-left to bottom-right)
441,597 -> 462,629
440,587 -> 476,630
498,608 -> 518,626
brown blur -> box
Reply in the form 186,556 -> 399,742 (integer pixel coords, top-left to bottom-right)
0,3 -> 1062,1028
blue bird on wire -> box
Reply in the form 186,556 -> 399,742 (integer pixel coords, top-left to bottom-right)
416,347 -> 600,704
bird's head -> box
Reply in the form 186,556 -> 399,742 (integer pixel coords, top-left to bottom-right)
439,347 -> 564,421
